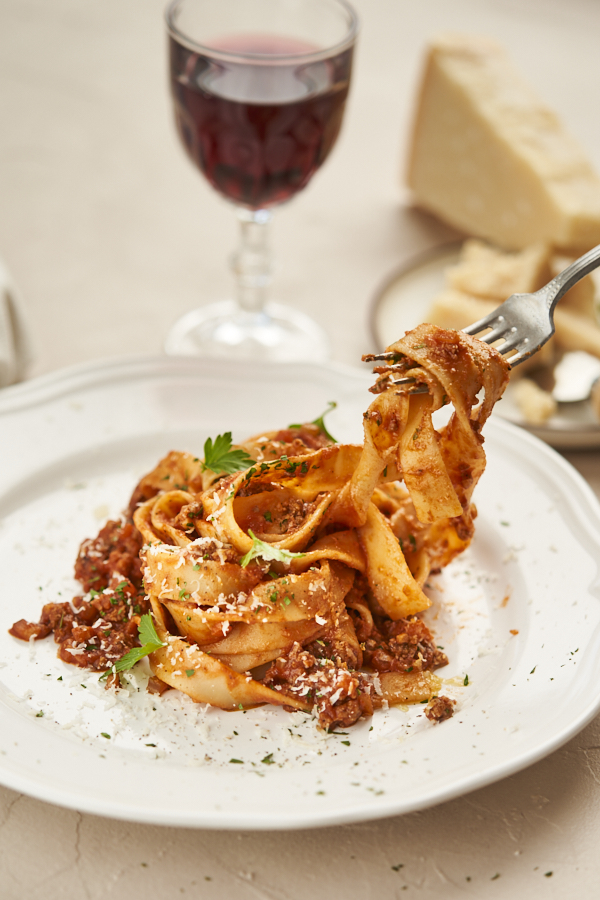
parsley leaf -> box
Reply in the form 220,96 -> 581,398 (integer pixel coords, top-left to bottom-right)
201,432 -> 253,475
239,530 -> 306,568
138,614 -> 163,648
105,614 -> 165,675
312,401 -> 338,442
288,401 -> 338,443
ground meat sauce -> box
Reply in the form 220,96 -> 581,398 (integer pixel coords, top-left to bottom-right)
248,424 -> 332,464
425,695 -> 456,722
75,519 -> 143,592
263,642 -> 375,730
9,518 -> 149,676
361,615 -> 448,674
272,424 -> 331,451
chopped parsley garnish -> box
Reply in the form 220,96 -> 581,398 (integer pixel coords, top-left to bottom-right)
239,530 -> 306,568
201,432 -> 253,475
261,753 -> 275,765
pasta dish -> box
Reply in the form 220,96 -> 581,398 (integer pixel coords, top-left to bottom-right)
10,325 -> 509,730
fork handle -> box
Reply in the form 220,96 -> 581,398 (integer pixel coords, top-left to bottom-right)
545,243 -> 600,311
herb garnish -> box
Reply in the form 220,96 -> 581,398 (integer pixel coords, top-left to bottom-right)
101,614 -> 165,678
240,530 -> 306,568
289,401 -> 338,443
312,401 -> 338,442
201,432 -> 253,475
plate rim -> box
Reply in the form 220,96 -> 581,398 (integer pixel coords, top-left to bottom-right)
2,353 -> 600,829
0,352 -> 372,414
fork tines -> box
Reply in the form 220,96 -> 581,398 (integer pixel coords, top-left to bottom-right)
362,351 -> 399,363
463,311 -> 526,361
366,245 -> 600,376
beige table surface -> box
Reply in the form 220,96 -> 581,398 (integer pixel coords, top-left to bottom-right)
2,0 -> 600,896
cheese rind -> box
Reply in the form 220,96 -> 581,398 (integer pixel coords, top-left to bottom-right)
406,34 -> 600,251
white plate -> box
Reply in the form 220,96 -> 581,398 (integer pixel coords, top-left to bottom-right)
1,355 -> 600,830
371,243 -> 600,449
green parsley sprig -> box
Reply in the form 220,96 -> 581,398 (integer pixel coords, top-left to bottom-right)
240,530 -> 306,568
289,401 -> 338,443
201,432 -> 253,475
101,614 -> 165,678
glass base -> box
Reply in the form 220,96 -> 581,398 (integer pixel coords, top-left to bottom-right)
164,301 -> 331,362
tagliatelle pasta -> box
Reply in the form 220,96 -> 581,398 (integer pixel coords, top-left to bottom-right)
10,325 -> 509,730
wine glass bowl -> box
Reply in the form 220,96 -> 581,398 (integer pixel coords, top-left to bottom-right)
164,0 -> 358,361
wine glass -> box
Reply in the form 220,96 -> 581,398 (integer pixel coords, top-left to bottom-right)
164,0 -> 358,361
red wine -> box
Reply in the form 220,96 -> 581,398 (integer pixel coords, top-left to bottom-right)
169,33 -> 354,209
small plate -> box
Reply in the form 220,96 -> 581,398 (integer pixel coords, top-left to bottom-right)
370,243 -> 600,449
1,355 -> 600,829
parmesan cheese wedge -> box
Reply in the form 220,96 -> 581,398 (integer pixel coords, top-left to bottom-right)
406,34 -> 600,251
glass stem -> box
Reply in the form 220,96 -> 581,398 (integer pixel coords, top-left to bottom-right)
230,207 -> 274,314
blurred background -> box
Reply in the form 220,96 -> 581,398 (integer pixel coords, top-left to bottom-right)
1,0 -> 599,377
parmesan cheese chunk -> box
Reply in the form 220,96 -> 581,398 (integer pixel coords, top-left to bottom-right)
513,379 -> 557,426
446,239 -> 550,300
406,34 -> 600,251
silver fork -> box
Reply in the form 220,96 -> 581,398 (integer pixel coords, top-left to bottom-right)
367,243 -> 600,388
